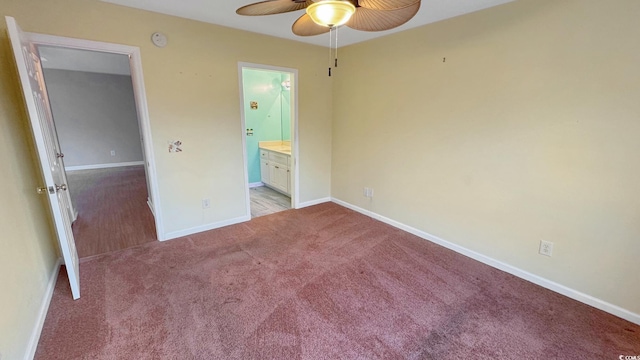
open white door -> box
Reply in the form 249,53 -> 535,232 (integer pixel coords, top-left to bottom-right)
6,16 -> 80,299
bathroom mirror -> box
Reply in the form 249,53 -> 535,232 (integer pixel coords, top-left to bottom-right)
280,74 -> 291,141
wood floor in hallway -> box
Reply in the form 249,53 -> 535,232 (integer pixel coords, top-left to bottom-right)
67,165 -> 156,258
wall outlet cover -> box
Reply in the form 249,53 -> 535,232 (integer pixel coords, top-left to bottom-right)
539,240 -> 553,257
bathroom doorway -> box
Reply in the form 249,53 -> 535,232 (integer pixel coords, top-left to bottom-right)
238,63 -> 298,218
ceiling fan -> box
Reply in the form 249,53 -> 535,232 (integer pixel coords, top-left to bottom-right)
236,0 -> 421,37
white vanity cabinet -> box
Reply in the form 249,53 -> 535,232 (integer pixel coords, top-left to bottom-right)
259,148 -> 291,196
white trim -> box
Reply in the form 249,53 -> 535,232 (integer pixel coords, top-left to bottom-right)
147,198 -> 155,216
163,215 -> 251,241
331,197 -> 640,326
298,197 -> 331,209
24,258 -> 62,360
26,32 -> 165,241
65,161 -> 144,171
128,45 -> 165,240
249,182 -> 264,188
290,72 -> 300,210
238,64 -> 252,220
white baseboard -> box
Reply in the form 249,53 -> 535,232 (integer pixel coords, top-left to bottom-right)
24,258 -> 62,360
331,197 -> 640,326
65,161 -> 144,171
297,197 -> 331,209
147,198 -> 154,216
162,215 -> 251,241
248,182 -> 264,188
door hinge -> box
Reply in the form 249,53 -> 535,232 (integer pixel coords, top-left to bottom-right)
37,186 -> 55,195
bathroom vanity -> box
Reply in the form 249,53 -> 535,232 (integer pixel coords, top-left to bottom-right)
258,141 -> 291,196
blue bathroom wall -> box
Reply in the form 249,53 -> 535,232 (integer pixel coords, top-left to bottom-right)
243,68 -> 291,184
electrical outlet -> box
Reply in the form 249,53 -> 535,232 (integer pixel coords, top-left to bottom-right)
110,150 -> 116,156
202,198 -> 210,209
539,240 -> 553,257
363,187 -> 374,198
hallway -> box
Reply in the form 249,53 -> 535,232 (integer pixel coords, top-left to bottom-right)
67,165 -> 156,258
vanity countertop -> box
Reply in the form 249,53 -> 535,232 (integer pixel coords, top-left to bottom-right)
259,141 -> 291,155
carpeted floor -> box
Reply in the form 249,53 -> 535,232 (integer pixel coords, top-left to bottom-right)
67,166 -> 156,258
35,202 -> 639,359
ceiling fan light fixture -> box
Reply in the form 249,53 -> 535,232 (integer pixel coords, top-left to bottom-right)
306,0 -> 356,27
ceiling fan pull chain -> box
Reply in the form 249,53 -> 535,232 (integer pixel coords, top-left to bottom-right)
328,26 -> 332,76
335,26 -> 339,68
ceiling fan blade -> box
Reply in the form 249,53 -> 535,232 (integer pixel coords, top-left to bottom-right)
292,14 -> 331,36
237,0 -> 311,16
357,0 -> 420,11
346,2 -> 420,32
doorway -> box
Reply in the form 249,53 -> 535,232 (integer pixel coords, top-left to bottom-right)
238,63 -> 299,218
38,46 -> 156,257
27,33 -> 165,248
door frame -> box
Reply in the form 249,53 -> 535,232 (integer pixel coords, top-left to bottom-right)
237,62 -> 300,216
27,32 -> 165,240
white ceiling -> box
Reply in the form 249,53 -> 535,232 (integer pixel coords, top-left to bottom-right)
36,0 -> 515,75
101,0 -> 516,47
39,46 -> 131,75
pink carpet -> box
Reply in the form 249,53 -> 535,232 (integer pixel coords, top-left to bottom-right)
36,203 -> 639,359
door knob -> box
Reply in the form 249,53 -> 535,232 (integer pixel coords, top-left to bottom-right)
56,184 -> 68,192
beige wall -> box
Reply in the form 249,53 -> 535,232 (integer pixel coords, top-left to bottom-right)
333,0 -> 640,315
0,0 -> 332,357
